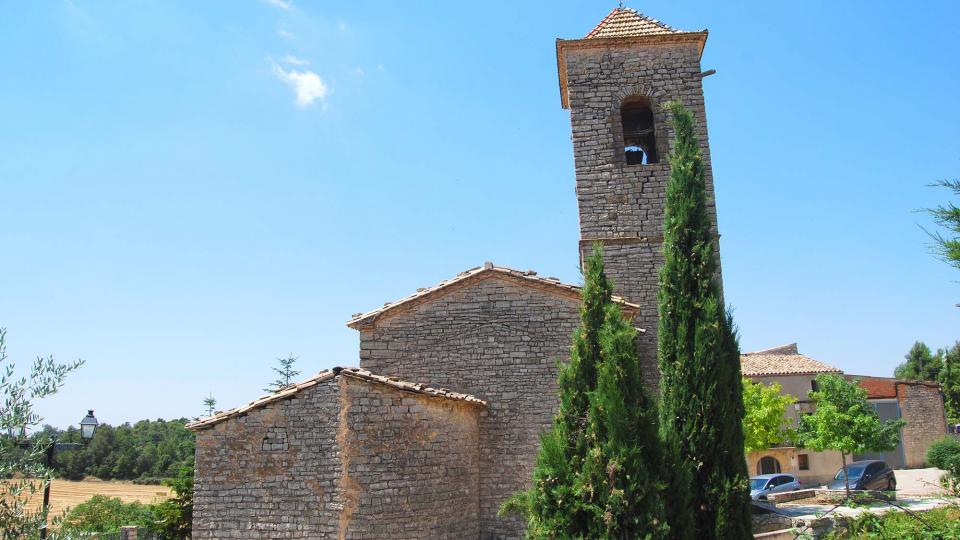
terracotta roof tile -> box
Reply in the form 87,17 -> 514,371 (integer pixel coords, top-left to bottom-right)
585,8 -> 681,39
854,376 -> 899,399
186,367 -> 485,431
346,262 -> 640,329
851,375 -> 942,399
741,343 -> 843,377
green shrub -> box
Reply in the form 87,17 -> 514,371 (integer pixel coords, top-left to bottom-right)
828,506 -> 960,539
941,453 -> 960,496
59,495 -> 160,535
926,436 -> 960,468
154,465 -> 193,539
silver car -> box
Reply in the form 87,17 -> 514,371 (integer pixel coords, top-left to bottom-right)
750,473 -> 802,500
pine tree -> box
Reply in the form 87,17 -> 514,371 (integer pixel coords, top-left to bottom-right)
657,101 -> 752,539
264,354 -> 301,393
504,245 -> 676,538
202,394 -> 217,417
923,179 -> 960,272
894,341 -> 941,381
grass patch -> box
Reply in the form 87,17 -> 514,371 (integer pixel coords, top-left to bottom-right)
827,506 -> 960,539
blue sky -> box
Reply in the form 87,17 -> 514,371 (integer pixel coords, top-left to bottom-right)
1,1 -> 957,429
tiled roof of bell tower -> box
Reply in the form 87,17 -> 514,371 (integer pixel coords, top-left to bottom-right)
555,8 -> 708,109
585,7 -> 680,39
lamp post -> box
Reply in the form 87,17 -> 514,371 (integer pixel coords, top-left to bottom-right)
28,410 -> 99,539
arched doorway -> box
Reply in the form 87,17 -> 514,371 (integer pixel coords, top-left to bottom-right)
757,456 -> 782,475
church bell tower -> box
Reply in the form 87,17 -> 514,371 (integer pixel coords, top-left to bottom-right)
557,7 -> 722,387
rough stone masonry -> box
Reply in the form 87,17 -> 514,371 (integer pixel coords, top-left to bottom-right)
189,8 -> 722,540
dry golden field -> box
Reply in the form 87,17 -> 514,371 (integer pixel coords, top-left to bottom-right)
19,478 -> 172,519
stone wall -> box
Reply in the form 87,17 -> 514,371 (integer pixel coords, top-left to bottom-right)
339,375 -> 481,539
563,41 -> 722,388
192,374 -> 482,539
193,381 -> 343,539
586,239 -> 662,388
898,382 -> 947,468
357,274 -> 583,540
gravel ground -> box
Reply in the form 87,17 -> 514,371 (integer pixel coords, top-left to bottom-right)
894,467 -> 948,496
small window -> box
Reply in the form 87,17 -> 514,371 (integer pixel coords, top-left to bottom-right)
810,379 -> 819,392
621,96 -> 658,165
798,454 -> 810,471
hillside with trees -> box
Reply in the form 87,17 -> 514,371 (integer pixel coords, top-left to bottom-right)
31,419 -> 195,483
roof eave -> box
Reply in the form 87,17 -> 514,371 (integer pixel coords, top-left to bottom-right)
345,267 -> 641,330
744,369 -> 844,378
187,367 -> 487,432
556,31 -> 708,109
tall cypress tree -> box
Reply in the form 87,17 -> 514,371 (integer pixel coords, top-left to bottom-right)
518,245 -> 611,536
505,245 -> 677,538
579,295 -> 670,538
657,102 -> 752,539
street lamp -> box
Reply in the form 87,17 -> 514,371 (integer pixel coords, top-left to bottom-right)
79,410 -> 98,441
34,410 -> 99,539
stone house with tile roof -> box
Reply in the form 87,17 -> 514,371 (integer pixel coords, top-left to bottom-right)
189,7 -> 728,539
742,344 -> 947,485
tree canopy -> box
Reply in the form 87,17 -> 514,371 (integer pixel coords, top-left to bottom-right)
798,374 -> 905,495
0,328 -> 84,539
742,378 -> 797,454
35,418 -> 195,482
938,342 -> 960,423
894,341 -> 942,381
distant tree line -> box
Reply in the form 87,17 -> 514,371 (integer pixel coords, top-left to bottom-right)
31,418 -> 195,483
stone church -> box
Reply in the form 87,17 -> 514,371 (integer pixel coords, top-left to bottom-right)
188,8 -> 722,539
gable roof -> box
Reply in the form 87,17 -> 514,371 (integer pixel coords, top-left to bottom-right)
555,8 -> 708,109
346,262 -> 640,330
740,343 -> 844,377
186,367 -> 485,431
585,7 -> 679,39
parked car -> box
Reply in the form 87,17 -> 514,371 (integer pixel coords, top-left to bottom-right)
750,473 -> 802,500
826,460 -> 896,491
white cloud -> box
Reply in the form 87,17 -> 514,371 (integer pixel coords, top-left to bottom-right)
273,64 -> 329,107
355,67 -> 365,77
339,22 -> 348,32
264,0 -> 290,10
376,64 -> 386,72
281,55 -> 310,66
277,28 -> 294,39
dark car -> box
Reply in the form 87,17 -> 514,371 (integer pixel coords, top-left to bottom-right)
826,460 -> 896,491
